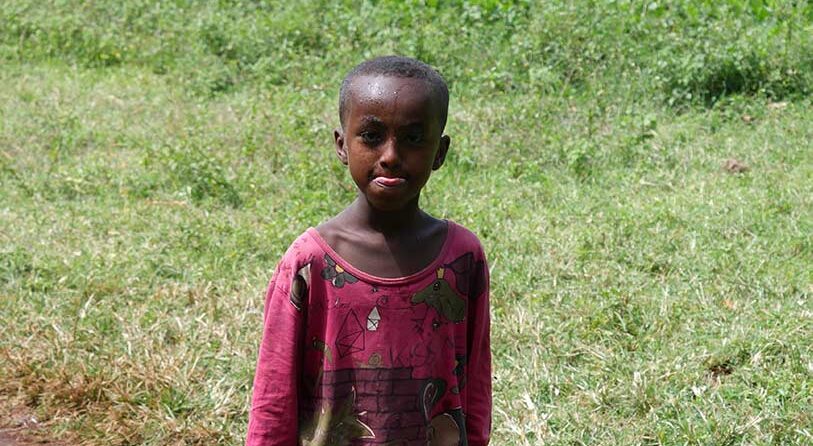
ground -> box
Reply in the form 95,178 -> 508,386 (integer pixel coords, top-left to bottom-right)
0,403 -> 65,446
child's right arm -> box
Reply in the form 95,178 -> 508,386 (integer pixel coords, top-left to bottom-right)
245,263 -> 305,446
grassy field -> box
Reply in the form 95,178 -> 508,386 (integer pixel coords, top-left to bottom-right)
1,1 -> 812,444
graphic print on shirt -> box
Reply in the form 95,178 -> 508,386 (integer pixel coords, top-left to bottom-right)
443,253 -> 487,301
367,306 -> 381,331
301,367 -> 461,445
412,268 -> 466,323
420,378 -> 446,420
312,337 -> 333,365
428,413 -> 459,446
321,254 -> 359,288
428,409 -> 467,446
299,387 -> 375,446
450,354 -> 467,394
352,351 -> 390,370
289,263 -> 312,311
335,310 -> 365,358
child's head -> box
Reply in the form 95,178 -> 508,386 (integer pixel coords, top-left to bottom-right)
338,56 -> 449,133
334,56 -> 451,212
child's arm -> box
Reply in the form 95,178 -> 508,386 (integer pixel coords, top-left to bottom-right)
246,264 -> 305,446
466,255 -> 492,445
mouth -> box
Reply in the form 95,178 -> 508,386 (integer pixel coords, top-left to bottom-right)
372,175 -> 407,188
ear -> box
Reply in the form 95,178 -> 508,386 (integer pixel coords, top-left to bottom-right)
432,135 -> 451,170
334,129 -> 348,165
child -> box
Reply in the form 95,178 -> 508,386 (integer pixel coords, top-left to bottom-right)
246,56 -> 491,446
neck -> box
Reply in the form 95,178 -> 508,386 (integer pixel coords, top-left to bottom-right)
346,194 -> 425,236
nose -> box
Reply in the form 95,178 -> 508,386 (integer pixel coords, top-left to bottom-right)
379,137 -> 401,170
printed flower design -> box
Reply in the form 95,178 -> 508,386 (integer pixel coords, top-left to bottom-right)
321,255 -> 359,288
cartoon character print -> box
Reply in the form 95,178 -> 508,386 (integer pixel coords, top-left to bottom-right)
412,268 -> 466,323
411,252 -> 486,323
321,254 -> 359,288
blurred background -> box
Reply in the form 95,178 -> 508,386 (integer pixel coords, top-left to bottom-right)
1,1 -> 811,444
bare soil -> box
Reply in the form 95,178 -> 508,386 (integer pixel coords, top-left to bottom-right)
0,403 -> 65,446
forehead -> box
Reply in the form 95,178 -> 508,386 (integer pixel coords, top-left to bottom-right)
345,75 -> 440,125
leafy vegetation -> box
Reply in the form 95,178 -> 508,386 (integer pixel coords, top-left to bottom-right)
1,1 -> 811,445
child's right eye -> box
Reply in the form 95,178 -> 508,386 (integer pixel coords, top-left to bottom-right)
360,132 -> 381,144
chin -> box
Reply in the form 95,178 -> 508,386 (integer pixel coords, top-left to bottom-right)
365,194 -> 414,212
368,200 -> 408,212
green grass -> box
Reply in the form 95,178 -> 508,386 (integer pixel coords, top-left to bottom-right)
1,1 -> 812,444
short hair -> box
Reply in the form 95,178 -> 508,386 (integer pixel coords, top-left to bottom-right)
339,56 -> 449,132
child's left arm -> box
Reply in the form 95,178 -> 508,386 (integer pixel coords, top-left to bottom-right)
464,250 -> 492,445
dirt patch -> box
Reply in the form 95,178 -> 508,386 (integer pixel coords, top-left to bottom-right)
0,403 -> 66,446
708,362 -> 734,378
0,431 -> 34,446
722,158 -> 749,174
0,429 -> 65,446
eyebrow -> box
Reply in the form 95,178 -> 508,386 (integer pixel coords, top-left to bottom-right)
358,115 -> 384,125
357,116 -> 426,128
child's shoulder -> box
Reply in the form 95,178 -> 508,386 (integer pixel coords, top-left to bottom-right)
446,220 -> 487,258
276,228 -> 326,267
266,229 -> 326,300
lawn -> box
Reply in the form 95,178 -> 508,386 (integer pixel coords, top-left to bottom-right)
1,1 -> 812,444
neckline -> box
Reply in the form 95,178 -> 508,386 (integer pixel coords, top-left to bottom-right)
306,220 -> 456,285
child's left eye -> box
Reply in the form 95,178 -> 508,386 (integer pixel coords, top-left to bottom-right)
405,133 -> 423,144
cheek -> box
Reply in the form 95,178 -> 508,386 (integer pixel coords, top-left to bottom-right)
407,150 -> 439,173
347,153 -> 372,180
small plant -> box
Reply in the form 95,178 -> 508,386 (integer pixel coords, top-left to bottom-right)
146,144 -> 242,208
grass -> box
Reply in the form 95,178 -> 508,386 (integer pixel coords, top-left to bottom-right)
1,1 -> 812,445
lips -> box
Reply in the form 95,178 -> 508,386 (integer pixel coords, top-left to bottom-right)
372,176 -> 407,187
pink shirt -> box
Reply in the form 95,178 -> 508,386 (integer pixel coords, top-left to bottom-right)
246,221 -> 491,445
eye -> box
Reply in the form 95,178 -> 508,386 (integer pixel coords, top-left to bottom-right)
359,131 -> 382,145
405,132 -> 423,145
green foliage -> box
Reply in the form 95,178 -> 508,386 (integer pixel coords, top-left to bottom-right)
1,1 -> 812,445
3,0 -> 810,103
145,144 -> 243,208
649,1 -> 813,105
